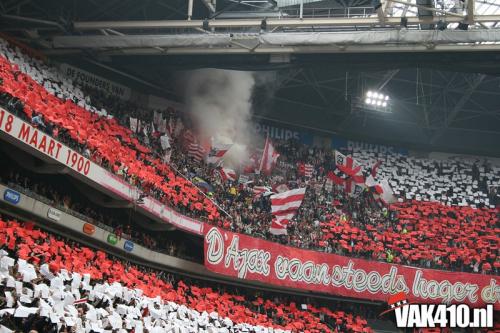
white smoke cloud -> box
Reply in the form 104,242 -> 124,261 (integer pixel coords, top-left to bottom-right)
182,68 -> 258,166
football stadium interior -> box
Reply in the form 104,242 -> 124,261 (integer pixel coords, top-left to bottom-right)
0,0 -> 498,332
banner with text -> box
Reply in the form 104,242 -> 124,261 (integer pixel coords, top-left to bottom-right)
60,63 -> 131,100
332,136 -> 409,155
0,108 -> 203,235
254,123 -> 313,145
204,226 -> 499,309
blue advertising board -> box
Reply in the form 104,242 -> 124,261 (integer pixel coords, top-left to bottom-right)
3,189 -> 21,205
123,240 -> 134,252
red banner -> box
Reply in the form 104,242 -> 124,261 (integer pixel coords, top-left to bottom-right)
204,226 -> 499,310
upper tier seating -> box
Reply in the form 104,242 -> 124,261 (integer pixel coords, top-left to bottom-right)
353,149 -> 499,208
0,40 -> 225,225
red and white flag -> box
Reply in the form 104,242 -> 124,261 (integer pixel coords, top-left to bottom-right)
335,151 -> 363,178
188,143 -> 206,162
73,298 -> 88,305
242,152 -> 259,174
259,136 -> 279,175
304,163 -> 314,178
335,151 -> 365,196
373,179 -> 397,204
217,167 -> 237,182
270,188 -> 306,224
270,218 -> 290,235
253,186 -> 274,199
365,174 -> 377,187
371,160 -> 382,177
207,142 -> 233,164
327,169 -> 345,186
182,129 -> 196,147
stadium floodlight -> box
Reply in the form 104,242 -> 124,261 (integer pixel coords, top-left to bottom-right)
362,90 -> 391,111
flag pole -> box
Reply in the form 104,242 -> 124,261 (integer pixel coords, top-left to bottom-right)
258,134 -> 269,174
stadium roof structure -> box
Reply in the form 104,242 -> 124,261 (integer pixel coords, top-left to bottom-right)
2,0 -> 500,156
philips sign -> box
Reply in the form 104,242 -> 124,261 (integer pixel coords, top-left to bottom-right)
254,123 -> 300,141
332,136 -> 408,155
3,189 -> 20,205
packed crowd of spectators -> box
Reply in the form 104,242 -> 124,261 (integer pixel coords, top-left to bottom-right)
0,38 -> 498,276
0,216 -> 376,332
353,149 -> 499,208
0,154 -> 196,262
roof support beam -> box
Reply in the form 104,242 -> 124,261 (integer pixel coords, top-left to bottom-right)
377,69 -> 399,90
200,0 -> 216,13
92,43 -> 500,55
466,0 -> 475,24
430,73 -> 486,143
72,15 -> 500,30
390,0 -> 463,17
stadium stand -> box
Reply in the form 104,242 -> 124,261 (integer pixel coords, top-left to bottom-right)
0,157 -> 195,262
352,149 -> 500,208
0,37 -> 498,276
0,217 -> 374,333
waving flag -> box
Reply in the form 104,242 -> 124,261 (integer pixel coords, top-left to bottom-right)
371,160 -> 382,177
182,129 -> 196,147
270,218 -> 290,235
188,143 -> 206,162
259,136 -> 279,175
207,142 -> 233,165
242,152 -> 259,174
334,151 -> 366,196
270,188 -> 306,222
253,186 -> 274,199
335,151 -> 363,179
216,168 -> 237,182
327,169 -> 345,185
160,134 -> 171,150
373,179 -> 397,204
